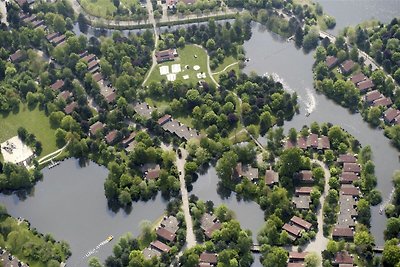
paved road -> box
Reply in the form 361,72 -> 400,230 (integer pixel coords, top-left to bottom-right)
301,159 -> 330,255
175,148 -> 196,248
0,0 -> 8,26
142,0 -> 159,86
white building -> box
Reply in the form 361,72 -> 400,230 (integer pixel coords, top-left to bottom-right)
1,136 -> 35,167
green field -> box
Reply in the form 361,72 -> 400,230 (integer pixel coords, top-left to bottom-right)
79,0 -> 141,19
0,104 -> 57,159
212,56 -> 240,82
145,45 -> 214,86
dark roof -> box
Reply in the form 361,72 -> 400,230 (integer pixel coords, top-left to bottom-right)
338,154 -> 357,164
339,172 -> 359,184
326,56 -> 338,68
290,216 -> 312,230
365,90 -> 382,103
201,213 -> 217,230
89,121 -> 105,135
161,216 -> 180,234
122,132 -> 136,146
51,79 -> 64,91
150,240 -> 171,253
373,97 -> 392,107
235,163 -> 259,181
199,252 -> 218,264
265,170 -> 279,185
357,79 -> 374,92
156,227 -> 176,242
51,35 -> 66,45
64,102 -> 77,114
332,227 -> 354,238
31,20 -> 44,28
295,187 -> 313,195
289,251 -> 308,261
340,185 -> 360,196
58,90 -> 72,101
341,60 -> 355,73
334,251 -> 353,265
204,222 -> 222,239
158,114 -> 172,125
46,32 -> 60,42
307,134 -> 318,148
384,108 -> 400,123
133,102 -> 153,119
343,163 -> 361,173
350,72 -> 366,84
9,49 -> 24,62
282,223 -> 302,237
293,195 -> 311,210
105,130 -> 118,144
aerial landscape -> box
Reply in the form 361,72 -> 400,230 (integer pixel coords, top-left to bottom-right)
0,0 -> 400,266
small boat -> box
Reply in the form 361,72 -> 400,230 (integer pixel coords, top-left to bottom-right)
306,112 -> 310,117
107,235 -> 114,242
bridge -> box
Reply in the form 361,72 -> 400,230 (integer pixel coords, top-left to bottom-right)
319,30 -> 336,42
250,244 -> 261,253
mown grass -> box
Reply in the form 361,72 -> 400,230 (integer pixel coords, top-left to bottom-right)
212,56 -> 240,82
145,44 -> 213,86
0,104 -> 57,159
79,0 -> 141,19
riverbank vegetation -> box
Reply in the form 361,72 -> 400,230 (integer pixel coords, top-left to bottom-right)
79,0 -> 147,21
0,206 -> 71,266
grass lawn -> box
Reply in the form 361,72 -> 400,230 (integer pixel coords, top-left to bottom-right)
79,0 -> 140,18
145,44 -> 214,86
0,104 -> 57,160
212,56 -> 240,82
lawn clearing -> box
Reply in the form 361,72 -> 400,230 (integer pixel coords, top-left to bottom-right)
212,56 -> 240,82
145,44 -> 214,86
0,104 -> 57,160
79,0 -> 142,19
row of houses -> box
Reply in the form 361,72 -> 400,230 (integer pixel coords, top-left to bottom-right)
287,250 -> 355,267
282,215 -> 313,241
142,215 -> 180,260
285,133 -> 330,151
200,213 -> 221,239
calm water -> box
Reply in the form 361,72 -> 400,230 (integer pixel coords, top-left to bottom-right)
0,159 -> 167,266
243,23 -> 400,245
315,0 -> 400,34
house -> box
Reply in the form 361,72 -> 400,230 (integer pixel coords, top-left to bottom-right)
287,263 -> 305,267
82,54 -> 96,63
332,227 -> 354,240
343,163 -> 360,173
122,132 -> 136,147
51,35 -> 66,46
384,108 -> 400,124
145,164 -> 161,180
46,32 -> 60,42
373,96 -> 392,107
307,134 -> 318,148
318,135 -> 330,150
92,72 -> 103,82
340,60 -> 355,75
31,20 -> 45,29
51,79 -> 64,91
290,216 -> 312,231
234,163 -> 259,181
64,102 -> 78,114
133,102 -> 153,119
58,90 -> 72,101
158,114 -> 172,126
337,154 -> 357,164
326,56 -> 338,69
150,240 -> 171,253
104,92 -> 117,104
297,136 -> 308,149
295,187 -> 313,195
9,50 -> 25,63
289,252 -> 308,262
265,170 -> 279,186
201,213 -> 221,239
204,222 -> 222,239
161,216 -> 180,234
156,227 -> 176,242
142,247 -> 161,260
199,252 -> 218,265
293,195 -> 311,210
340,185 -> 360,197
88,60 -> 100,73
350,73 -> 366,84
365,90 -> 382,104
282,223 -> 302,240
295,170 -> 313,183
22,15 -> 36,23
156,49 -> 177,63
162,120 -> 200,141
334,251 -> 353,265
89,121 -> 105,136
339,172 -> 359,184
105,130 -> 118,145
357,79 -> 374,93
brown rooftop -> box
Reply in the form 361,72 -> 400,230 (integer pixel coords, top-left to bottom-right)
289,251 -> 308,261
373,97 -> 392,107
150,240 -> 171,253
64,102 -> 77,114
82,54 -> 96,63
105,130 -> 118,144
265,170 -> 279,185
343,163 -> 361,173
357,79 -> 374,92
307,134 -> 318,148
92,72 -> 103,82
204,222 -> 222,239
339,172 -> 359,184
318,135 -> 330,149
122,132 -> 136,146
295,170 -> 313,182
295,187 -> 313,195
290,216 -> 312,230
156,227 -> 176,242
282,223 -> 302,237
58,90 -> 72,101
340,185 -> 360,196
332,227 -> 354,238
146,165 -> 161,180
338,154 -> 357,164
105,92 -> 116,103
158,114 -> 172,125
199,252 -> 218,264
46,32 -> 60,42
201,213 -> 217,230
365,90 -> 382,103
51,79 -> 64,91
326,56 -> 338,68
9,49 -> 25,63
89,121 -> 105,136
297,136 -> 307,149
334,251 -> 353,265
350,72 -> 366,84
288,263 -> 305,267
384,108 -> 400,124
235,162 -> 259,181
341,60 -> 355,73
88,60 -> 99,70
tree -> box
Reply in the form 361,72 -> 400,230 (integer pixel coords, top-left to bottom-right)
53,14 -> 66,33
305,252 -> 321,267
216,151 -> 238,181
88,257 -> 103,267
261,246 -> 288,267
302,27 -> 319,51
383,239 -> 400,266
279,148 -> 302,178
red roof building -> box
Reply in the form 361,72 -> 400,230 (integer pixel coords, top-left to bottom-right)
326,56 -> 338,69
334,251 -> 353,265
156,49 -> 177,63
339,172 -> 359,184
288,263 -> 305,267
332,227 -> 354,240
295,170 -> 313,183
51,79 -> 64,91
265,170 -> 279,186
343,163 -> 361,173
92,72 -> 103,82
105,130 -> 118,145
9,49 -> 25,63
158,114 -> 172,126
338,154 -> 357,164
199,252 -> 218,264
282,223 -> 302,237
365,90 -> 382,103
297,137 -> 308,149
64,102 -> 77,114
58,91 -> 72,101
318,135 -> 330,150
340,60 -> 355,74
156,227 -> 176,242
146,165 -> 161,180
204,222 -> 222,239
307,134 -> 318,148
350,72 -> 366,84
340,185 -> 360,196
295,187 -> 313,195
290,216 -> 312,230
384,108 -> 400,124
89,121 -> 105,136
373,97 -> 393,107
357,79 -> 374,93
150,240 -> 171,253
289,251 -> 308,262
